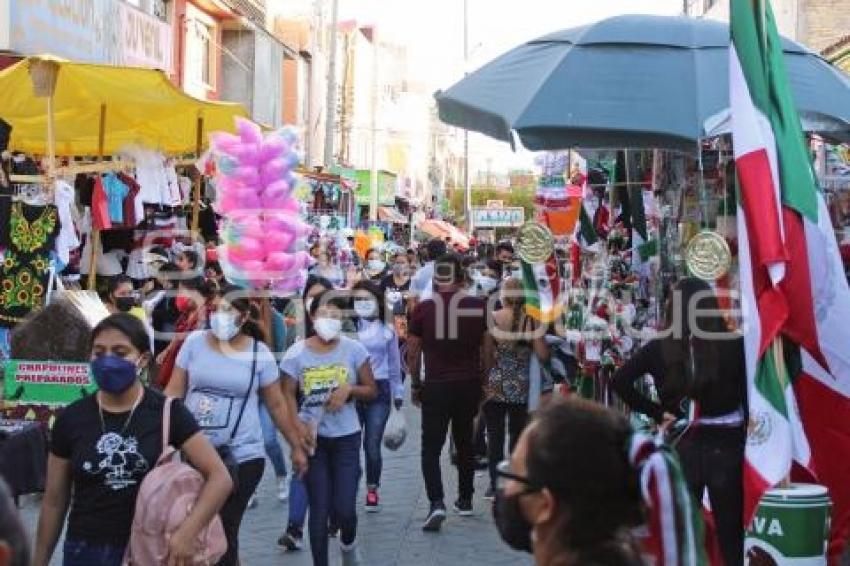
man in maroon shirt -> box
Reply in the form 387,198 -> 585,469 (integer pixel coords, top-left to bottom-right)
407,253 -> 488,531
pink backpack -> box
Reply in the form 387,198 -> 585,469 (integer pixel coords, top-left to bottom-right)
123,397 -> 227,565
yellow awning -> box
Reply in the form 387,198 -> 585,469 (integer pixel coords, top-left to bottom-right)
0,55 -> 249,156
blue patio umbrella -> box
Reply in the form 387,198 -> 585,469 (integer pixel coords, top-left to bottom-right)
435,14 -> 850,152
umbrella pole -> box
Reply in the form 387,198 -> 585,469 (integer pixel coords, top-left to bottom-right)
190,116 -> 204,235
87,104 -> 106,291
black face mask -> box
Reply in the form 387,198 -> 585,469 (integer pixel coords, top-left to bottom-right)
115,296 -> 136,312
493,489 -> 533,553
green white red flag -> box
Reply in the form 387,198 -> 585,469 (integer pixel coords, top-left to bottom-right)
732,0 -> 850,558
521,254 -> 562,323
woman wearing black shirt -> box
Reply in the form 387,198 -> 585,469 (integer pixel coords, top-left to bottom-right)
34,314 -> 232,566
612,277 -> 746,566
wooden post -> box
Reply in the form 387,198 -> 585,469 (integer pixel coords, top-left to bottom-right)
190,115 -> 204,235
87,104 -> 106,291
28,58 -> 59,180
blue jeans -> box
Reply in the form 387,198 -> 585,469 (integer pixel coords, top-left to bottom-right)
63,538 -> 125,566
287,473 -> 309,528
357,380 -> 392,488
259,401 -> 287,478
304,431 -> 362,566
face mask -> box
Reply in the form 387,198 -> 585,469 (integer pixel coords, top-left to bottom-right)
91,355 -> 140,394
175,296 -> 194,313
479,276 -> 499,293
314,317 -> 342,341
493,489 -> 534,553
367,259 -> 386,273
353,299 -> 377,318
115,296 -> 136,313
210,312 -> 241,341
392,263 -> 407,275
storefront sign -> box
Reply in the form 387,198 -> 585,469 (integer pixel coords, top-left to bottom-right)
3,360 -> 96,406
471,206 -> 525,228
8,0 -> 171,71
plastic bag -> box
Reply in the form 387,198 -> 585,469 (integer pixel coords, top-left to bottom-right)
383,405 -> 407,451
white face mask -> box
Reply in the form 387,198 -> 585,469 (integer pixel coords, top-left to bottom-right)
353,299 -> 378,318
478,276 -> 499,293
210,312 -> 240,341
367,259 -> 386,273
314,317 -> 342,341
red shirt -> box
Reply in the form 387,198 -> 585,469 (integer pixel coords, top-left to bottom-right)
409,291 -> 487,384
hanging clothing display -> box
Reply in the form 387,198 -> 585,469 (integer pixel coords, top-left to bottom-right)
53,180 -> 80,266
0,202 -> 60,327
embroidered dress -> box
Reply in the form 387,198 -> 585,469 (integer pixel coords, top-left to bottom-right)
0,202 -> 60,327
488,341 -> 533,404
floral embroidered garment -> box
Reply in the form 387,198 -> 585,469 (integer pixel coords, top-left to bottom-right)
0,202 -> 60,327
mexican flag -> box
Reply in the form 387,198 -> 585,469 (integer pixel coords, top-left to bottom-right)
521,254 -> 562,323
732,0 -> 850,557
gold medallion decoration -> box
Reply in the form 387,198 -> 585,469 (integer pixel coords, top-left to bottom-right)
517,222 -> 554,264
686,230 -> 731,281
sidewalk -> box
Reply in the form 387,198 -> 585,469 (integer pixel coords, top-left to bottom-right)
20,399 -> 533,566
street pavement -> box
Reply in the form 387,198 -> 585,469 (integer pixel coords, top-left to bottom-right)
20,396 -> 533,566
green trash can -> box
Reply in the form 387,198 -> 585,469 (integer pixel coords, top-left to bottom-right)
745,483 -> 831,565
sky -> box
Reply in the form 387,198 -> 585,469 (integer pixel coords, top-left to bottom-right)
337,0 -> 685,171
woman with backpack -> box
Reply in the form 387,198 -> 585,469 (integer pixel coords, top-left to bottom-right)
166,284 -> 308,566
34,313 -> 232,566
612,277 -> 747,566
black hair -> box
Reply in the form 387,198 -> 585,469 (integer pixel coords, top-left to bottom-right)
205,261 -> 223,276
302,275 -> 334,338
496,241 -> 514,256
216,284 -> 264,342
433,253 -> 465,286
485,259 -> 503,279
0,478 -> 29,566
179,276 -> 215,299
91,313 -> 152,355
426,238 -> 447,261
179,249 -> 200,270
157,262 -> 179,274
351,280 -> 387,324
308,289 -> 349,318
526,398 -> 642,557
107,274 -> 133,298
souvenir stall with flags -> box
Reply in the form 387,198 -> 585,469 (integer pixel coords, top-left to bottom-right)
437,8 -> 850,564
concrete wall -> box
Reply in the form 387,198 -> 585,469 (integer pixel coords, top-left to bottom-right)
800,0 -> 850,54
252,31 -> 283,127
221,29 -> 255,114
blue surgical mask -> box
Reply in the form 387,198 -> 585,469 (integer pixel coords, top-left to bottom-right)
91,355 -> 140,394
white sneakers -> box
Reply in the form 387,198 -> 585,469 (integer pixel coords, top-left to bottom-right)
340,540 -> 364,566
278,476 -> 290,502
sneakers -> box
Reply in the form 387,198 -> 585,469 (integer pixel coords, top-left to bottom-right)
365,488 -> 380,513
340,540 -> 364,566
483,486 -> 496,501
247,494 -> 258,509
277,526 -> 304,551
278,476 -> 290,502
453,498 -> 473,516
328,520 -> 340,538
422,501 -> 447,532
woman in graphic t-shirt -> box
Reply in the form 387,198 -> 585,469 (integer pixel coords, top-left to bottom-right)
166,284 -> 308,566
34,313 -> 231,566
281,291 -> 377,566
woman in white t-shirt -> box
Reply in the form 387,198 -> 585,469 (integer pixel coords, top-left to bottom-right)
280,291 -> 377,566
166,284 -> 308,566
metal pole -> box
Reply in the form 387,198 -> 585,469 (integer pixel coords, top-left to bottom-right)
369,27 -> 379,222
88,103 -> 106,291
463,0 -> 472,232
323,0 -> 340,169
191,116 -> 204,234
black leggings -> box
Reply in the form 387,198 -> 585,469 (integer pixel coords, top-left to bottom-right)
483,401 -> 528,490
676,426 -> 745,566
216,458 -> 265,566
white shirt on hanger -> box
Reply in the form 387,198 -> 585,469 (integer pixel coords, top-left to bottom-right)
53,180 -> 80,266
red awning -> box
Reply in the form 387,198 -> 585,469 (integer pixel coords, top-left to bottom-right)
420,219 -> 470,250
377,206 -> 408,224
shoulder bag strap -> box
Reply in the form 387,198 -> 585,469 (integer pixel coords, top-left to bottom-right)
160,396 -> 174,459
228,339 -> 258,443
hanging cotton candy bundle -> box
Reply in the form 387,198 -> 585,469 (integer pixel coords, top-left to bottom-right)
210,118 -> 313,292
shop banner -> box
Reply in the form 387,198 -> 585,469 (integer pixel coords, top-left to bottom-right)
3,360 -> 95,406
471,207 -> 525,228
9,0 -> 171,72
